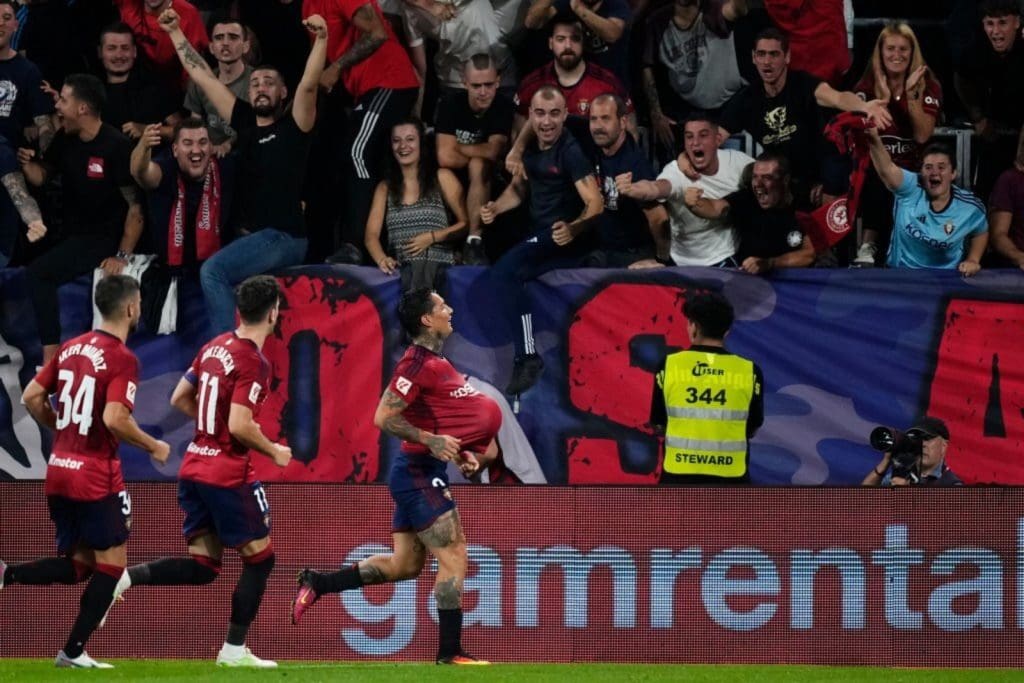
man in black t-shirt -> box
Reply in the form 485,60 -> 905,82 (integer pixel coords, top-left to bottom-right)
719,27 -> 891,209
131,119 -> 235,276
480,86 -> 603,395
0,0 -> 54,267
98,22 -> 182,142
159,8 -> 327,333
435,54 -> 515,265
21,73 -> 143,365
685,152 -> 813,275
587,93 -> 666,267
0,0 -> 54,151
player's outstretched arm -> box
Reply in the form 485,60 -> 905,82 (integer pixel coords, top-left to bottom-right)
103,402 -> 170,463
170,376 -> 199,418
373,389 -> 460,461
22,380 -> 57,430
228,403 -> 291,467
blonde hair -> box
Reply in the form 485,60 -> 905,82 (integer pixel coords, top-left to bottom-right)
862,22 -> 930,101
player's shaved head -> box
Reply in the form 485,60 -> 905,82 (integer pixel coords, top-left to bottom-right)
236,275 -> 281,324
95,275 -> 140,320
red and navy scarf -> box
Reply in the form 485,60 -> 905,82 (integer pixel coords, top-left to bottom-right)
167,158 -> 222,266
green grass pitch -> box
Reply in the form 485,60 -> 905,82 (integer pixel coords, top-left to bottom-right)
0,661 -> 1021,682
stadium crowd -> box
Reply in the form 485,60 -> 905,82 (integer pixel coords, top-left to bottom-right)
0,0 -> 1023,394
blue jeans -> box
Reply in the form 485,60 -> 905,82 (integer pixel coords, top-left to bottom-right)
200,229 -> 307,334
489,231 -> 588,357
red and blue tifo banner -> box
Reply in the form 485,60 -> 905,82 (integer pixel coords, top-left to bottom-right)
2,265 -> 1024,486
1,484 -> 1023,666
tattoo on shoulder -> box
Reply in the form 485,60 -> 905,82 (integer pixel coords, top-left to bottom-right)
381,389 -> 408,411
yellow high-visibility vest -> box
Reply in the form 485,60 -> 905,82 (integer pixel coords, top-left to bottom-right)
657,350 -> 756,477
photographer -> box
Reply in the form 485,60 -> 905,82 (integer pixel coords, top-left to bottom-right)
862,416 -> 963,487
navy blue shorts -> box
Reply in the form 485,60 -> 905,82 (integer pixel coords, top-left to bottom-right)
48,492 -> 131,554
178,479 -> 271,549
390,477 -> 456,534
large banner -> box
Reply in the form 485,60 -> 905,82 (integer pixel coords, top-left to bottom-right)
1,483 -> 1022,666
3,266 -> 1024,485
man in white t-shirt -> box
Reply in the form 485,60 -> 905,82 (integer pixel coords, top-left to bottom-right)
617,115 -> 752,266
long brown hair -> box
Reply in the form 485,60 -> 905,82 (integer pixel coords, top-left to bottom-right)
386,117 -> 439,206
861,22 -> 930,101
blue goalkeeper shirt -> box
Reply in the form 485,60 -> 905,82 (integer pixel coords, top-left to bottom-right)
887,169 -> 987,269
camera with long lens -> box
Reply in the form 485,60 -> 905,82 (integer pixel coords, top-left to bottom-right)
869,426 -> 924,482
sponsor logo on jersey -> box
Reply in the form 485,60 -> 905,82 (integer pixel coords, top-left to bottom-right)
126,381 -> 137,404
395,376 -> 412,395
48,454 -> 84,470
186,443 -> 222,457
249,382 -> 261,404
450,382 -> 480,398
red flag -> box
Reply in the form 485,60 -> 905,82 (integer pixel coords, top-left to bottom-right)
798,112 -> 874,252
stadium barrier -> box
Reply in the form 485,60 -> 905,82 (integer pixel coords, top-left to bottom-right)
1,482 -> 1022,666
4,266 -> 1024,487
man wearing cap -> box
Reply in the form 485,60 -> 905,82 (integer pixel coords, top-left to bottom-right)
862,416 -> 962,486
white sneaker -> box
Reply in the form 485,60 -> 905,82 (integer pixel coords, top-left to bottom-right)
99,570 -> 131,628
853,241 -> 877,267
55,650 -> 114,668
216,644 -> 277,668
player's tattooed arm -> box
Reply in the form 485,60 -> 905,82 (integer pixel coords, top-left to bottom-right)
374,389 -> 420,441
374,389 -> 461,460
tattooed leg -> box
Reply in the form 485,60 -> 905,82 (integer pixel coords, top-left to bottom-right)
418,509 -> 465,550
419,510 -> 468,609
358,532 -> 428,583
